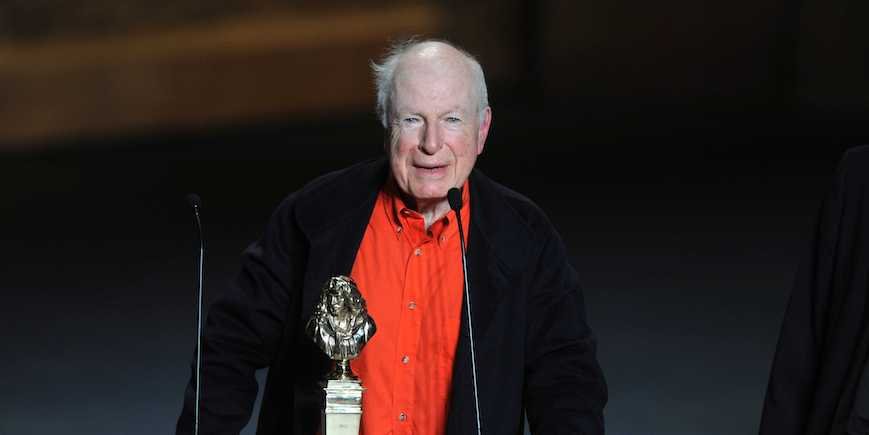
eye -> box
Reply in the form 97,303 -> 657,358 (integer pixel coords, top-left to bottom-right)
445,116 -> 462,124
402,116 -> 421,125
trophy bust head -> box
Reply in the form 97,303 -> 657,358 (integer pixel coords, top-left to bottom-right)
307,276 -> 377,363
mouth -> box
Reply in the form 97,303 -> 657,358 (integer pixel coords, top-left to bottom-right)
413,163 -> 448,173
413,164 -> 448,178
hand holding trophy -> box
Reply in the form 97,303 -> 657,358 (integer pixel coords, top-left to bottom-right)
306,276 -> 376,435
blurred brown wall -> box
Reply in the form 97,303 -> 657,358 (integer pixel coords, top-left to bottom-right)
0,3 -> 442,149
1,0 -> 866,150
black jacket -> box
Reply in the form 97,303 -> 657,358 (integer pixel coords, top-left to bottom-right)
760,145 -> 869,435
177,158 -> 607,434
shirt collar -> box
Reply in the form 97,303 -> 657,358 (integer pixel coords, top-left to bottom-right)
381,180 -> 470,244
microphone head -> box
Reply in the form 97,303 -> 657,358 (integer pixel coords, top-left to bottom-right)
186,193 -> 202,209
447,187 -> 463,212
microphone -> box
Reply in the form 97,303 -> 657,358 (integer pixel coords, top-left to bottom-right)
186,193 -> 206,435
447,187 -> 482,435
186,194 -> 203,240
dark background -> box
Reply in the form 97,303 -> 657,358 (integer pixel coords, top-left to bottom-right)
1,1 -> 867,434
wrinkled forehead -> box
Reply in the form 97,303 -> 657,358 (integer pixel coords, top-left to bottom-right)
391,50 -> 477,111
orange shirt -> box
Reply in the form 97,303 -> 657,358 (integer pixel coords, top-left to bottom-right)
349,181 -> 470,435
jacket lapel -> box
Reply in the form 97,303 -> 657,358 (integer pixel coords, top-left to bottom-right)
446,169 -> 532,434
446,228 -> 510,434
295,158 -> 387,327
465,169 -> 532,341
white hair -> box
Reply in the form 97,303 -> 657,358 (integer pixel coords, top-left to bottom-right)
371,38 -> 489,129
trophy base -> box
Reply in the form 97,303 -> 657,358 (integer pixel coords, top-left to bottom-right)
322,378 -> 364,435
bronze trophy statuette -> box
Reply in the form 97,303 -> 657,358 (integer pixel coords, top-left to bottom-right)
306,276 -> 376,435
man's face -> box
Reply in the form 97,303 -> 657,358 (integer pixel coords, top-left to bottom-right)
327,292 -> 345,317
387,49 -> 492,204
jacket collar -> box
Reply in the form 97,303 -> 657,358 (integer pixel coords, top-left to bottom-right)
467,168 -> 534,277
294,157 -> 388,249
292,155 -> 535,320
294,156 -> 532,274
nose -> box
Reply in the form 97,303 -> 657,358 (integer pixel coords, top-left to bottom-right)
419,124 -> 442,155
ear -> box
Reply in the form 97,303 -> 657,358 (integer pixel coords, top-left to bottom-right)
476,106 -> 492,155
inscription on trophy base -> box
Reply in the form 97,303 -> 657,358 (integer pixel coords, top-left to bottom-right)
323,379 -> 364,435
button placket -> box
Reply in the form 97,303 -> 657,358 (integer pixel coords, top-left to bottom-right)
394,237 -> 423,430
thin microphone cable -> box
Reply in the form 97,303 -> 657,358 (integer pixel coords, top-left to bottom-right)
187,194 -> 205,435
448,187 -> 482,435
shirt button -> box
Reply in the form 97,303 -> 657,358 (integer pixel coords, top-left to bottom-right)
398,412 -> 407,422
402,355 -> 410,364
396,226 -> 402,233
407,301 -> 416,310
414,248 -> 422,256
439,235 -> 446,242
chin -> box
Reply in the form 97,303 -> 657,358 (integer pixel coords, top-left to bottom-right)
409,192 -> 445,204
412,184 -> 451,200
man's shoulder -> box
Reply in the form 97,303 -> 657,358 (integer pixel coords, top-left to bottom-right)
294,158 -> 386,200
827,145 -> 869,198
841,145 -> 869,178
270,158 -> 386,228
843,144 -> 869,160
470,171 -> 564,277
472,169 -> 555,239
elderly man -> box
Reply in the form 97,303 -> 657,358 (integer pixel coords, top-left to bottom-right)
177,39 -> 607,435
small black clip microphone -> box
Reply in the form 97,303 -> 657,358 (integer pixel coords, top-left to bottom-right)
447,188 -> 463,214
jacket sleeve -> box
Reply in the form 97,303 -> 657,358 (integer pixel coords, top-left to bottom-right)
757,204 -> 831,435
177,196 -> 303,435
759,147 -> 869,435
524,223 -> 608,434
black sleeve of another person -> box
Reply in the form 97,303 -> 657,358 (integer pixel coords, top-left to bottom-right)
759,145 -> 869,435
176,196 -> 303,435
